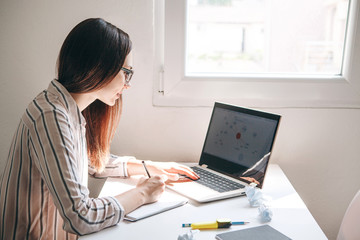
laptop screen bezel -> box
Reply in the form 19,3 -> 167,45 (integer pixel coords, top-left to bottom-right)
199,102 -> 281,188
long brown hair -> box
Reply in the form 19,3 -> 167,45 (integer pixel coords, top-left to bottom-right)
57,18 -> 132,172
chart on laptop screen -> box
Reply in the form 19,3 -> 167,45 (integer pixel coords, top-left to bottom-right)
203,107 -> 278,169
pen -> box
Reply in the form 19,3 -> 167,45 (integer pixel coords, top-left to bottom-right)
182,218 -> 249,229
142,160 -> 151,178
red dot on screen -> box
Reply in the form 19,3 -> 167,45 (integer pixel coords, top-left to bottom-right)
236,132 -> 241,139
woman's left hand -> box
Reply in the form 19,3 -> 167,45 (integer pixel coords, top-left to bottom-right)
145,161 -> 200,181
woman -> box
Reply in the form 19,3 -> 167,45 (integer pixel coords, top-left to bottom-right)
0,18 -> 198,239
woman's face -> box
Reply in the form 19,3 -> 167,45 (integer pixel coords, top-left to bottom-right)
96,51 -> 133,106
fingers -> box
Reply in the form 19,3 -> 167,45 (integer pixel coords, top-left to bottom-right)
167,165 -> 200,180
136,175 -> 167,204
181,167 -> 200,180
145,161 -> 200,181
138,175 -> 166,186
166,176 -> 193,186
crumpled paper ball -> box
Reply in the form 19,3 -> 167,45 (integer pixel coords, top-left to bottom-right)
258,204 -> 273,222
245,186 -> 264,207
245,183 -> 273,222
177,229 -> 200,240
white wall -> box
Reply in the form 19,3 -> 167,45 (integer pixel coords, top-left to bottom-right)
1,1 -> 360,239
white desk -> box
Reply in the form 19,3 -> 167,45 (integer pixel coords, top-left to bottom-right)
80,164 -> 327,240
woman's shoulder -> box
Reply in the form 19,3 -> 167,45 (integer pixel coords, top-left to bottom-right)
22,90 -> 70,123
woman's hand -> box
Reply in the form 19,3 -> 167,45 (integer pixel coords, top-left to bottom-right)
116,160 -> 200,214
145,161 -> 200,181
127,159 -> 200,181
136,175 -> 167,204
115,175 -> 167,214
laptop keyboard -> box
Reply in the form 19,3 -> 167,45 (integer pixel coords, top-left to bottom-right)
191,166 -> 245,193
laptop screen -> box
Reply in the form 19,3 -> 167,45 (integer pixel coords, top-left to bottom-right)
199,102 -> 281,188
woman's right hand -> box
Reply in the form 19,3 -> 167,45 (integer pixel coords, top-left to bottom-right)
135,175 -> 167,204
114,175 -> 167,215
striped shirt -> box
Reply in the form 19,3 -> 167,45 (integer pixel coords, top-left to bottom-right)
0,80 -> 130,239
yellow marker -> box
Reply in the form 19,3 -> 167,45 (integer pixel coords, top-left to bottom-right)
182,218 -> 249,229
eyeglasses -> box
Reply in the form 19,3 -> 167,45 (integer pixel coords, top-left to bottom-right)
121,67 -> 134,86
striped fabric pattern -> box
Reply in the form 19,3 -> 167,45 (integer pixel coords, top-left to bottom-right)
89,155 -> 132,179
0,80 -> 126,239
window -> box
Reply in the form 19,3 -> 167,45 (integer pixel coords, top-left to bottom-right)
186,0 -> 348,76
153,0 -> 360,108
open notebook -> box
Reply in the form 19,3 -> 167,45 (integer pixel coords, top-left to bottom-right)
124,193 -> 187,222
98,177 -> 188,222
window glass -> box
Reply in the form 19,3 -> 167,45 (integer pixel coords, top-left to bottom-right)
186,0 -> 350,76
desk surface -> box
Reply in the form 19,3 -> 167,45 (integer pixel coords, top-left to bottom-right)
80,164 -> 327,240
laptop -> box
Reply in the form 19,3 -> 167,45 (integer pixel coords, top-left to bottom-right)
167,102 -> 281,203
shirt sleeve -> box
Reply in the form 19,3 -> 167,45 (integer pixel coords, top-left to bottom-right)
30,108 -> 124,236
88,155 -> 135,178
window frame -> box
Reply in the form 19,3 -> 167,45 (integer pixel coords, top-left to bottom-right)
153,0 -> 360,108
